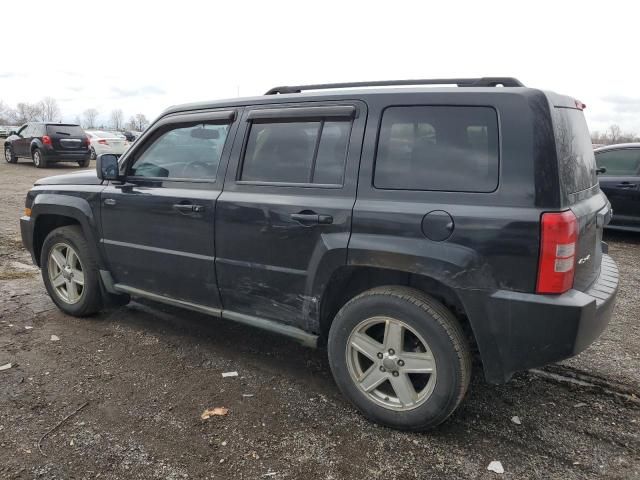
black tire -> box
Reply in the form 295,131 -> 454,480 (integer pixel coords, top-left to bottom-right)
4,146 -> 17,163
89,147 -> 97,161
78,156 -> 90,168
32,148 -> 47,168
40,225 -> 103,316
328,286 -> 471,431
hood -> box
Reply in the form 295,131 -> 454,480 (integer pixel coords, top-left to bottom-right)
34,169 -> 103,186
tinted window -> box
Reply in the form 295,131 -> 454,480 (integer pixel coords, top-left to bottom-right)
46,124 -> 85,136
241,120 -> 351,185
552,108 -> 598,194
595,149 -> 640,176
130,123 -> 229,179
374,106 -> 499,192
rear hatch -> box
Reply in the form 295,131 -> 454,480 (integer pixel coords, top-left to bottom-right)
46,124 -> 88,152
550,96 -> 609,291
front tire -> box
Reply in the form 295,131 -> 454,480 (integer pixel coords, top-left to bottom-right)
5,146 -> 17,163
89,147 -> 97,161
32,148 -> 47,168
41,225 -> 102,316
328,286 -> 471,430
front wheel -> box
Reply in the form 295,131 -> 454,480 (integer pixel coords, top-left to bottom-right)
32,148 -> 47,168
41,225 -> 103,316
328,286 -> 471,430
89,147 -> 97,161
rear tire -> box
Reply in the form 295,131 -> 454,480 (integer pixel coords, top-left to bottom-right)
328,286 -> 471,430
32,148 -> 47,168
78,157 -> 90,168
41,225 -> 102,316
4,146 -> 17,163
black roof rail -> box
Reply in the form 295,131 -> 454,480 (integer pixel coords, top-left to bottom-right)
264,77 -> 525,95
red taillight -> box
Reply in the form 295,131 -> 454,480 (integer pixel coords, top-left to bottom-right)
574,99 -> 586,110
42,135 -> 52,146
98,139 -> 108,145
536,210 -> 578,294
85,136 -> 91,146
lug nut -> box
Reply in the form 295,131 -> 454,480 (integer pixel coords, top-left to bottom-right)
379,366 -> 386,372
392,371 -> 399,377
388,349 -> 395,355
377,352 -> 383,359
398,360 -> 405,367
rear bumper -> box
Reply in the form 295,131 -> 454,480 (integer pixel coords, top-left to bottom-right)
43,149 -> 91,162
464,254 -> 619,384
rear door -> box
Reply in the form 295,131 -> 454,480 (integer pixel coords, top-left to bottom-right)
100,110 -> 237,308
551,103 -> 608,291
595,148 -> 640,228
215,102 -> 365,330
46,124 -> 88,153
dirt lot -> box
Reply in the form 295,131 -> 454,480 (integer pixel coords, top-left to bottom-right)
1,143 -> 639,479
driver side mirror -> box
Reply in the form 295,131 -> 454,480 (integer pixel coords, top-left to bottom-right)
97,154 -> 120,181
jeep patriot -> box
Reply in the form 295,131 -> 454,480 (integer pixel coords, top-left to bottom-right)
20,77 -> 619,430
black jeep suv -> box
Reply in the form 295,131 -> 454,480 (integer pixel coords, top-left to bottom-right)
5,122 -> 90,168
20,78 -> 619,430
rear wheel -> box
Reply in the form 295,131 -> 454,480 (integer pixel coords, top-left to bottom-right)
4,146 -> 17,163
41,226 -> 102,316
78,157 -> 90,168
328,286 -> 471,430
32,148 -> 47,168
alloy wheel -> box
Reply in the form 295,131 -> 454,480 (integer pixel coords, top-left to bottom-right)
346,316 -> 437,411
47,243 -> 85,304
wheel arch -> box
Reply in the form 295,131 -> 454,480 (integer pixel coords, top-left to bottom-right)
31,195 -> 103,269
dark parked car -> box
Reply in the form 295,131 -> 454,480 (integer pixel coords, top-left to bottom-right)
20,78 -> 618,430
4,122 -> 90,168
595,143 -> 640,231
120,130 -> 136,142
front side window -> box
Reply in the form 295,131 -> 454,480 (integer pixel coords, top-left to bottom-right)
595,149 -> 640,176
18,125 -> 31,137
240,119 -> 351,185
374,106 -> 499,192
129,123 -> 229,180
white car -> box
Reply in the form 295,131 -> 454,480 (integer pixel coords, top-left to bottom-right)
86,130 -> 130,160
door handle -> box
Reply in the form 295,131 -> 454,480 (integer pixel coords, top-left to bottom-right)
616,182 -> 636,188
173,203 -> 205,213
290,212 -> 333,225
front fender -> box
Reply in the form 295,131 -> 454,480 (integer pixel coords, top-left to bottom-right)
30,193 -> 104,268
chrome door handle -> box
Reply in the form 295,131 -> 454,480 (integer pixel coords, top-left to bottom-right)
103,198 -> 116,206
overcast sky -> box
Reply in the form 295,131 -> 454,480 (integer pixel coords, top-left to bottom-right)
2,0 -> 639,134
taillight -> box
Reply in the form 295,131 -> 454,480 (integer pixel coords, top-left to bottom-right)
42,135 -> 52,146
98,139 -> 108,145
85,136 -> 91,146
536,210 -> 578,294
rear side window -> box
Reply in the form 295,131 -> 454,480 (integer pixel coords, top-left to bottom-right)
595,149 -> 640,176
46,124 -> 85,136
552,108 -> 598,194
241,120 -> 351,185
374,106 -> 499,192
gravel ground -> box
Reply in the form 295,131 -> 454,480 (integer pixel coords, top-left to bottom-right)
0,145 -> 639,479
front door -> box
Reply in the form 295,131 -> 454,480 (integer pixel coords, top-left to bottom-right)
215,102 -> 366,330
100,110 -> 238,308
596,148 -> 640,227
14,124 -> 31,156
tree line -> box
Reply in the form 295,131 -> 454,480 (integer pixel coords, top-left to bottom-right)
0,98 -> 150,132
590,124 -> 639,145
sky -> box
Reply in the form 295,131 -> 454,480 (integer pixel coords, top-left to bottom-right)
2,0 -> 639,135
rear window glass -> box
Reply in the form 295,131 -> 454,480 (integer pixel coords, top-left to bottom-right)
374,106 -> 499,192
47,124 -> 85,136
552,108 -> 598,194
595,149 -> 640,176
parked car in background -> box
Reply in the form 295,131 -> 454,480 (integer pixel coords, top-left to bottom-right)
595,143 -> 640,231
0,126 -> 10,138
87,130 -> 130,160
4,123 -> 90,168
19,77 -> 618,430
121,130 -> 136,142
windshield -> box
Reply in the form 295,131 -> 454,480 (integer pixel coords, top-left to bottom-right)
47,124 -> 85,136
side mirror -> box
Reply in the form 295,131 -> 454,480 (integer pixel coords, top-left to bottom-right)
596,166 -> 607,175
9,131 -> 16,136
97,154 -> 120,181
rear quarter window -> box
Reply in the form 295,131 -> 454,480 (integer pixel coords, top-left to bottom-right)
552,108 -> 597,194
374,106 -> 499,192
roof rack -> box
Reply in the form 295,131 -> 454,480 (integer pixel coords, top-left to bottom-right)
265,77 -> 524,95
